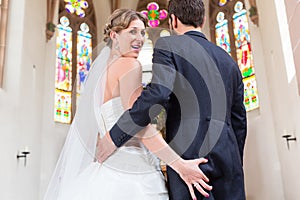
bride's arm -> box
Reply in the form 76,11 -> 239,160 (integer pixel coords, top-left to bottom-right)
117,59 -> 212,198
138,125 -> 212,199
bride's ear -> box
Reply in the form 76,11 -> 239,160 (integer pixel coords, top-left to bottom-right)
110,31 -> 120,51
110,31 -> 118,41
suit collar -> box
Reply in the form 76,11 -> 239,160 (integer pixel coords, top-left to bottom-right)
184,31 -> 208,40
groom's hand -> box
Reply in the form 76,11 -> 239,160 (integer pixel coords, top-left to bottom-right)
171,158 -> 212,199
96,132 -> 117,163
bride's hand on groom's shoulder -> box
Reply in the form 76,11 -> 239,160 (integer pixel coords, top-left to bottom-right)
170,158 -> 212,199
96,132 -> 117,163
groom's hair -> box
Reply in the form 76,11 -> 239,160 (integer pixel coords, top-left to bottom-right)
168,0 -> 205,28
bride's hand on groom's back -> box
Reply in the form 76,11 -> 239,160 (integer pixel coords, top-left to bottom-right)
170,158 -> 212,199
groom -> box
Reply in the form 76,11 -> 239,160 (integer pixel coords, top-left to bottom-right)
98,0 -> 247,199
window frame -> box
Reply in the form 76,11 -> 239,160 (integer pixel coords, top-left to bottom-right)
55,0 -> 97,123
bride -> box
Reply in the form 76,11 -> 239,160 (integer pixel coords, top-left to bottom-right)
44,9 -> 211,200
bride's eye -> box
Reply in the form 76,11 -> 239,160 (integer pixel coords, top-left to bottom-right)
141,30 -> 146,37
129,29 -> 137,35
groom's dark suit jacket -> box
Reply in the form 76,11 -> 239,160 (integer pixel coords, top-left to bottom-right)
110,31 -> 247,200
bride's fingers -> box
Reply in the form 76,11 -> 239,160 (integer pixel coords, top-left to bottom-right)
198,179 -> 213,191
96,150 -> 102,163
194,158 -> 209,182
196,157 -> 208,165
192,169 -> 209,183
187,183 -> 197,200
193,182 -> 210,198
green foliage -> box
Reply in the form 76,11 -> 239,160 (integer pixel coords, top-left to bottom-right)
46,22 -> 56,32
249,6 -> 257,17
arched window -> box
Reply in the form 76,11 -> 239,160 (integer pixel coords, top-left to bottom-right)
140,1 -> 168,28
54,0 -> 97,123
137,0 -> 170,86
0,0 -> 9,87
210,0 -> 259,111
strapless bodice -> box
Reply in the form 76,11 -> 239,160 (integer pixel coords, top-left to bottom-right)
97,97 -> 160,173
98,97 -> 125,136
98,97 -> 143,147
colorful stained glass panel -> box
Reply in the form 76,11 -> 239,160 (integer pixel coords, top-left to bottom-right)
77,23 -> 92,97
141,2 -> 168,27
55,16 -> 73,123
219,0 -> 228,6
64,0 -> 89,18
212,1 -> 259,112
215,12 -> 231,54
243,75 -> 259,111
54,89 -> 72,123
233,4 -> 254,78
56,16 -> 73,91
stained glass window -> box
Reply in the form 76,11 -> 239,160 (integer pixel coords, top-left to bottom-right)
55,0 -> 96,123
55,16 -> 73,123
219,0 -> 228,6
54,89 -> 72,123
137,1 -> 169,87
64,0 -> 88,18
141,2 -> 168,27
76,22 -> 92,103
215,12 -> 231,54
210,0 -> 259,111
243,75 -> 259,111
233,2 -> 254,78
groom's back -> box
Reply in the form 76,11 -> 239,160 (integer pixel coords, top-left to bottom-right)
158,32 -> 238,150
157,31 -> 246,200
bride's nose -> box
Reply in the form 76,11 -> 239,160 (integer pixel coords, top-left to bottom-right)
135,32 -> 144,41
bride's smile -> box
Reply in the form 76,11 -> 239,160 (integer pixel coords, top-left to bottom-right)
115,20 -> 146,58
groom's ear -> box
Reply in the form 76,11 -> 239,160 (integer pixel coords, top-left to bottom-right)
170,14 -> 178,29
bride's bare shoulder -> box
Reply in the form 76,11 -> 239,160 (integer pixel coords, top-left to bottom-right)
116,57 -> 141,68
110,57 -> 141,76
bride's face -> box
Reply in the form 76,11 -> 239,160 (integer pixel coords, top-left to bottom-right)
116,19 -> 146,58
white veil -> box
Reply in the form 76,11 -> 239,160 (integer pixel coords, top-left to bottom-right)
44,45 -> 111,200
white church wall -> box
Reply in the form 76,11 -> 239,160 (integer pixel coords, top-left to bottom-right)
241,1 -> 286,199
253,0 -> 300,199
242,8 -> 285,200
239,0 -> 300,199
0,0 -> 47,199
39,30 -> 70,199
240,1 -> 300,200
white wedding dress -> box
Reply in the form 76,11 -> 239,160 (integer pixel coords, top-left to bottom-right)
57,97 -> 169,200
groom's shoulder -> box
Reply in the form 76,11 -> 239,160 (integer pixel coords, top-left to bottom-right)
157,34 -> 186,43
155,35 -> 187,50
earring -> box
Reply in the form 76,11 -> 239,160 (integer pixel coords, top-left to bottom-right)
115,40 -> 120,50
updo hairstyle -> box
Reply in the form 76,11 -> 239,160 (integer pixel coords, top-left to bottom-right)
103,9 -> 147,47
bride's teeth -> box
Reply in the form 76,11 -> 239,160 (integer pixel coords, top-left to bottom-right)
132,46 -> 140,49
